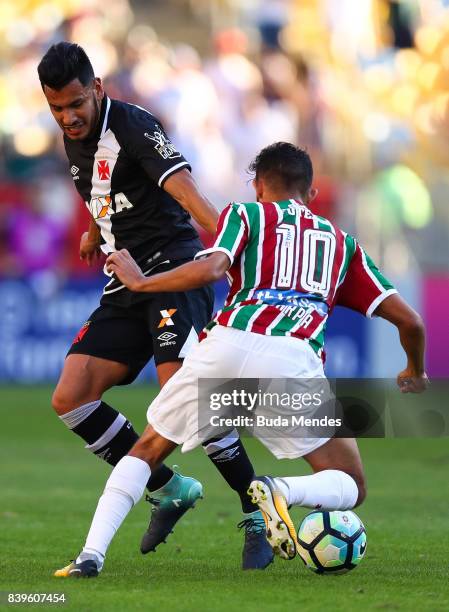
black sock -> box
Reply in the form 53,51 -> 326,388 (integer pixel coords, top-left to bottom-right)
69,400 -> 173,490
146,463 -> 174,492
204,435 -> 255,513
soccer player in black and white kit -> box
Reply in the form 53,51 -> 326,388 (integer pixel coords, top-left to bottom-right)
37,42 -> 273,571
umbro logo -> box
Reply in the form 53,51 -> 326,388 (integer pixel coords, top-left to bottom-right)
157,331 -> 177,347
70,165 -> 80,181
157,332 -> 177,342
213,446 -> 240,462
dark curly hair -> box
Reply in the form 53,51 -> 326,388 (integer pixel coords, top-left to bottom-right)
248,142 -> 313,195
37,42 -> 94,90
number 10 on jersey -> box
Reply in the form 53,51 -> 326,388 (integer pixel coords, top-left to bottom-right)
275,224 -> 336,297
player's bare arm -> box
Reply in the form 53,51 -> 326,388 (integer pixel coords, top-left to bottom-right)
79,216 -> 102,265
107,249 -> 228,292
163,168 -> 219,234
374,293 -> 428,393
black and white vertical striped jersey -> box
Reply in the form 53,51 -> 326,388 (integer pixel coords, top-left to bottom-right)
64,95 -> 203,302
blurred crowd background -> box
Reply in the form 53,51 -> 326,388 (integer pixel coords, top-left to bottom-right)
1,0 -> 448,382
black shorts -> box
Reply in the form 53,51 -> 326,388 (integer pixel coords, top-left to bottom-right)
67,284 -> 214,385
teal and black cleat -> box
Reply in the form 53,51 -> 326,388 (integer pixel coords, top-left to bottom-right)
238,510 -> 274,570
140,470 -> 203,554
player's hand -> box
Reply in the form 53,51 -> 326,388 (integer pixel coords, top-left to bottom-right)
79,232 -> 102,266
397,369 -> 429,393
106,249 -> 145,292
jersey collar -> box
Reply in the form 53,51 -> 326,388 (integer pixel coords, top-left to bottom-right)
98,95 -> 111,138
70,95 -> 110,145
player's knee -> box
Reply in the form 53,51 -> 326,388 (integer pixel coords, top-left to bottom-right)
51,386 -> 96,415
51,388 -> 74,415
351,472 -> 367,507
355,482 -> 367,507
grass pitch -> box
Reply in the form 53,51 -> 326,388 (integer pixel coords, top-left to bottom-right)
1,385 -> 449,611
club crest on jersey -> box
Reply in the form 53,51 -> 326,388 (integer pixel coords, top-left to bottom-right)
158,309 -> 177,328
97,159 -> 110,180
144,128 -> 181,160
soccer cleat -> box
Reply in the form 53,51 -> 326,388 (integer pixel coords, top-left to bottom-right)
140,470 -> 203,554
238,510 -> 274,570
248,476 -> 298,561
54,557 -> 100,578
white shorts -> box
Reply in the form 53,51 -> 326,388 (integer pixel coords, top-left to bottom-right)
148,325 -> 331,459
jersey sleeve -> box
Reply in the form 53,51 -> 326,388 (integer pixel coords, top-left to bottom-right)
336,239 -> 397,318
121,108 -> 191,188
194,203 -> 249,265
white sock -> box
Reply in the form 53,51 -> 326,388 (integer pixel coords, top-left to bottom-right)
274,470 -> 359,510
77,456 -> 151,564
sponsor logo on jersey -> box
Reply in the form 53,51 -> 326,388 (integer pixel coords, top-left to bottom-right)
144,127 -> 181,160
90,195 -> 114,219
157,331 -> 177,347
97,159 -> 110,180
72,321 -> 91,344
211,446 -> 240,462
158,309 -> 177,328
87,192 -> 134,220
70,165 -> 80,181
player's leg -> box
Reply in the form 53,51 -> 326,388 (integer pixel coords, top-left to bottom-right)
201,430 -> 272,569
139,358 -> 204,553
55,424 -> 178,578
284,437 -> 366,508
249,438 -> 365,560
56,344 -> 206,578
149,284 -> 257,514
144,286 -> 268,567
245,335 -> 365,559
52,353 -> 147,466
53,305 -> 181,495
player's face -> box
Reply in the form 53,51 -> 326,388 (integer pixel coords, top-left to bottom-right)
44,78 -> 104,141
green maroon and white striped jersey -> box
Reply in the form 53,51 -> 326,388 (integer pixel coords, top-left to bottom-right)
196,199 -> 397,357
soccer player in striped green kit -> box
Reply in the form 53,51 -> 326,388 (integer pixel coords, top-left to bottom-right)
57,142 -> 427,575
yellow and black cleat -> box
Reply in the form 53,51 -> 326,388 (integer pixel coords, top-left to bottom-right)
248,476 -> 299,561
54,559 -> 98,578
